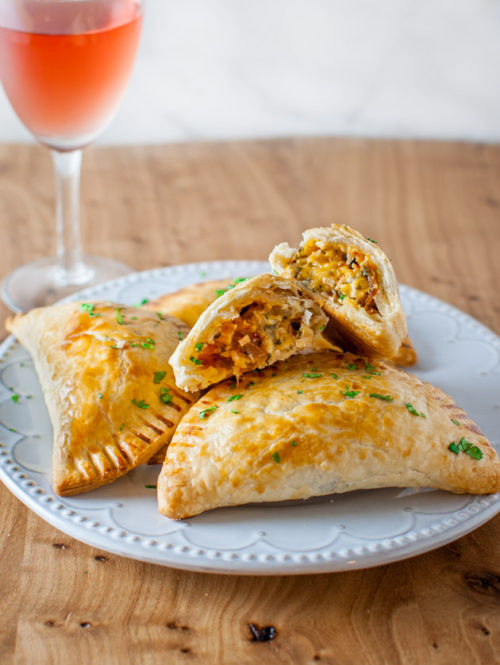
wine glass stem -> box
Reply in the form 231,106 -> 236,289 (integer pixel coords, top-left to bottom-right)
51,149 -> 92,285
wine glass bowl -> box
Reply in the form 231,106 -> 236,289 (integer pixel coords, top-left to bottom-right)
0,0 -> 143,311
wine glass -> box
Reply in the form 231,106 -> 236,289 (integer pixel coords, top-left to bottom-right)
0,0 -> 143,312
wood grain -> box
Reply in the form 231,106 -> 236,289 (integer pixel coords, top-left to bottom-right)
0,139 -> 499,665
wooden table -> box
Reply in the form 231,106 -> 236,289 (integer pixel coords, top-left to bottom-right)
1,139 -> 499,665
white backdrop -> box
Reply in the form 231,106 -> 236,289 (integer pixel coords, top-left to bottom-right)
1,0 -> 499,144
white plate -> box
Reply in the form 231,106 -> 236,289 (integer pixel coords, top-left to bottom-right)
0,261 -> 499,574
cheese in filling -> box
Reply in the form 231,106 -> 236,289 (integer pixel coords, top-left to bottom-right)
291,240 -> 380,314
194,302 -> 319,376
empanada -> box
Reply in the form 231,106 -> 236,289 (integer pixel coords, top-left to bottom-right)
6,302 -> 199,495
169,274 -> 330,392
269,224 -> 407,359
146,276 -> 417,367
158,351 -> 500,519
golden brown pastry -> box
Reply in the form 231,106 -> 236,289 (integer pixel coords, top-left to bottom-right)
145,278 -> 238,328
158,351 -> 500,519
169,274 -> 330,392
6,302 -> 199,495
269,224 -> 407,359
147,276 -> 417,368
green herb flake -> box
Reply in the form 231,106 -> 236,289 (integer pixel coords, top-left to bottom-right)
9,428 -> 17,433
247,381 -> 255,388
190,356 -> 203,365
366,237 -> 378,244
98,393 -> 103,400
132,399 -> 149,409
233,277 -> 248,284
215,289 -> 227,298
271,452 -> 281,464
319,325 -> 326,331
297,390 -> 304,394
370,393 -> 393,402
451,418 -> 460,426
227,394 -> 243,402
81,302 -> 101,317
362,375 -> 373,379
144,484 -> 157,489
337,292 -> 346,301
157,312 -> 166,321
331,373 -> 338,380
231,409 -> 239,414
119,423 -> 125,431
303,372 -> 322,379
134,298 -> 149,307
115,309 -> 125,325
346,362 -> 358,370
199,406 -> 217,419
341,388 -> 360,399
129,342 -> 141,348
177,330 -> 184,340
154,371 -> 167,384
291,440 -> 297,447
448,437 -> 483,460
160,387 -> 173,404
195,342 -> 204,352
405,402 -> 420,416
11,394 -> 19,404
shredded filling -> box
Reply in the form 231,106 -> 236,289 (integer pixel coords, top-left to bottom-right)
196,302 -> 317,375
292,240 -> 380,314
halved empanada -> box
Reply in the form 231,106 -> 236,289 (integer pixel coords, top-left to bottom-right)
269,224 -> 407,359
6,302 -> 199,495
159,351 -> 500,519
148,276 -> 418,368
169,274 -> 330,392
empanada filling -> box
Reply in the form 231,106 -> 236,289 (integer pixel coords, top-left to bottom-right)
292,240 -> 380,315
193,301 -> 322,376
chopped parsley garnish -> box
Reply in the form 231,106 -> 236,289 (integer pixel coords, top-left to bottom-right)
160,387 -> 173,404
297,390 -> 304,394
141,338 -> 155,350
144,484 -> 157,489
119,423 -> 125,431
291,440 -> 297,447
405,402 -> 425,417
98,393 -> 103,399
227,394 -> 243,402
231,409 -> 239,414
451,418 -> 460,426
331,373 -> 338,379
303,372 -> 322,379
132,399 -> 149,409
319,325 -> 326,331
247,381 -> 255,388
157,312 -> 166,321
337,292 -> 345,300
346,362 -> 358,370
11,394 -> 19,403
81,303 -> 100,317
199,406 -> 217,419
341,388 -> 360,399
115,308 -> 125,325
370,393 -> 393,401
215,277 -> 249,298
134,298 -> 149,307
366,237 -> 377,244
178,330 -> 184,340
131,316 -> 137,321
364,362 -> 381,376
190,356 -> 203,365
154,371 -> 167,384
195,342 -> 204,352
271,452 -> 281,464
448,437 -> 483,460
129,342 -> 141,348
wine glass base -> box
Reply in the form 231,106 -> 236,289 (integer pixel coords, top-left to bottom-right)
2,255 -> 134,313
